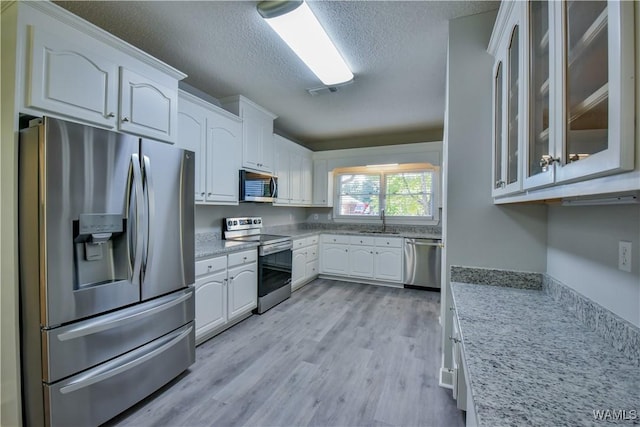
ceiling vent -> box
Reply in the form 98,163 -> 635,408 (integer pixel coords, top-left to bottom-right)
306,79 -> 354,96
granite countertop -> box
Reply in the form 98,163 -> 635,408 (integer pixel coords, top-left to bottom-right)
451,281 -> 639,426
263,225 -> 442,240
195,224 -> 441,260
195,239 -> 259,260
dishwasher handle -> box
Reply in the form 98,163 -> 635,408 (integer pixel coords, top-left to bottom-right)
405,239 -> 443,247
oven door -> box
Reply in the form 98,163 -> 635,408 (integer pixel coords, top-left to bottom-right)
258,249 -> 292,298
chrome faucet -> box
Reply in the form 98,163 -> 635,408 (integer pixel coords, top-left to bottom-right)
381,209 -> 386,233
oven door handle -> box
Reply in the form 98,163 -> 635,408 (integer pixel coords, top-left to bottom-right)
259,241 -> 292,256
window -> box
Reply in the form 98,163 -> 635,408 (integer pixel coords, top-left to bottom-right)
334,166 -> 438,223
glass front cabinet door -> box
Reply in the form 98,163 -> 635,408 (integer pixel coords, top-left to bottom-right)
490,0 -> 634,198
491,4 -> 525,198
552,0 -> 634,184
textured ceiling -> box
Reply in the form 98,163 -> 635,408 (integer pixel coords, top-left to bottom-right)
54,1 -> 499,150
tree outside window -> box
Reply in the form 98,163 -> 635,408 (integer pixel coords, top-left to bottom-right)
335,169 -> 436,221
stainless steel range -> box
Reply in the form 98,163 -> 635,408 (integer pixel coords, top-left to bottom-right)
224,217 -> 292,313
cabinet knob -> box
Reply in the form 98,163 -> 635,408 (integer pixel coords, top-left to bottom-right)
106,112 -> 115,118
201,192 -> 205,196
449,306 -> 455,311
122,117 -> 129,122
345,249 -> 348,252
370,251 -> 373,254
229,276 -> 234,281
208,193 -> 212,196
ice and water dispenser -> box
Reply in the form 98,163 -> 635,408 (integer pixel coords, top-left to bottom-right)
72,213 -> 128,289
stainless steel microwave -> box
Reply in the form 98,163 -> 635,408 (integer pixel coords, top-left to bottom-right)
239,170 -> 277,202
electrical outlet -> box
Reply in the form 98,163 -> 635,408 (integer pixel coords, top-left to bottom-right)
313,214 -> 319,221
618,241 -> 632,272
327,213 -> 332,220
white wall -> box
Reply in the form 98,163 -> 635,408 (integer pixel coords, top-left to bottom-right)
546,3 -> 640,328
195,204 -> 308,235
440,9 -> 548,384
547,205 -> 640,326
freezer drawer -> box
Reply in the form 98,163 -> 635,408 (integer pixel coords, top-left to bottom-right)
45,322 -> 195,427
43,288 -> 194,382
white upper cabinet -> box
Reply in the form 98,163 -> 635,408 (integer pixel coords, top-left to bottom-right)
273,134 -> 312,206
273,134 -> 291,205
19,2 -> 185,143
27,26 -> 119,128
491,4 -> 524,197
523,0 -> 555,189
551,0 -> 634,184
177,90 -> 242,205
220,96 -> 277,174
177,94 -> 207,202
119,68 -> 178,143
489,0 -> 635,201
206,110 -> 242,204
312,159 -> 334,207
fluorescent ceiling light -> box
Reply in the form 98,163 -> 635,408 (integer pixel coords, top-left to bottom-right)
258,1 -> 353,86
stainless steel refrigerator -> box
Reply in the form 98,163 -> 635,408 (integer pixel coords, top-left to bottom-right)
19,117 -> 196,426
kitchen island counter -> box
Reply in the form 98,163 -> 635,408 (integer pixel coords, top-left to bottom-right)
451,280 -> 639,427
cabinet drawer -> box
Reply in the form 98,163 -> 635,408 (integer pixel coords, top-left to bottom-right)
195,256 -> 226,277
307,235 -> 319,245
228,249 -> 257,267
307,245 -> 319,261
293,238 -> 306,250
375,237 -> 403,248
321,234 -> 349,244
350,236 -> 375,246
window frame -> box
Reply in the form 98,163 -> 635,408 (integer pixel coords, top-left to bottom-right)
332,164 -> 440,225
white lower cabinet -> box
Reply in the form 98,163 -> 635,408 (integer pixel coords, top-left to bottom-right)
373,238 -> 403,282
291,235 -> 319,291
194,249 -> 257,345
320,237 -> 350,276
348,243 -> 374,278
194,270 -> 226,337
320,234 -> 404,284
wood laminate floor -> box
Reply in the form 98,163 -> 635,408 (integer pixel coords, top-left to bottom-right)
106,279 -> 465,427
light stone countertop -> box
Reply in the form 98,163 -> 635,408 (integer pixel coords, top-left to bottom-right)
195,239 -> 258,260
263,225 -> 442,240
451,281 -> 640,427
195,225 -> 441,260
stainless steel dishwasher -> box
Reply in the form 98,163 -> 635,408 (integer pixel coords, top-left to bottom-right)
404,238 -> 442,290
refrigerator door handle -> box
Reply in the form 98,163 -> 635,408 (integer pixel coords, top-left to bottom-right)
56,290 -> 192,341
130,154 -> 144,285
270,176 -> 277,198
142,155 -> 155,273
59,324 -> 193,394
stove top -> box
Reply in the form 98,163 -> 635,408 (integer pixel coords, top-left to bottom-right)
223,217 -> 292,249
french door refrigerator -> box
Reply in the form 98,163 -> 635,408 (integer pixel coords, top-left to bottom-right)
19,117 -> 195,426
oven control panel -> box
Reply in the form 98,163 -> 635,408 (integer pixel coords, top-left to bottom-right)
225,217 -> 262,231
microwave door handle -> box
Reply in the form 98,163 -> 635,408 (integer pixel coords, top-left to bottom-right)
270,176 -> 277,198
142,155 -> 155,274
129,154 -> 144,286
